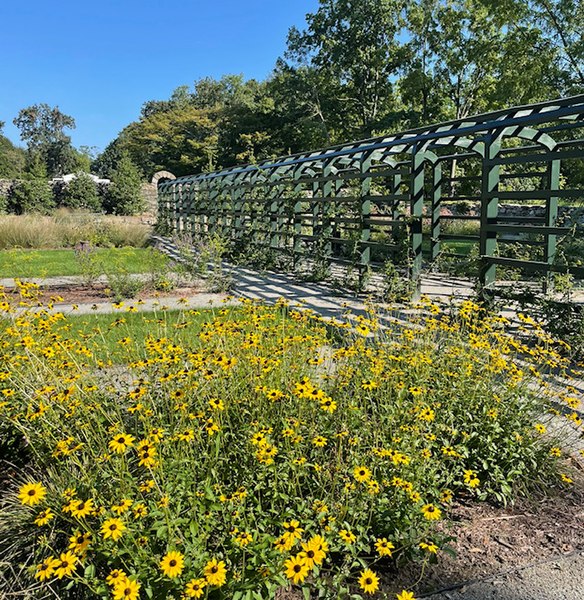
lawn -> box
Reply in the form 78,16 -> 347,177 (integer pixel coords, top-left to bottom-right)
0,247 -> 169,279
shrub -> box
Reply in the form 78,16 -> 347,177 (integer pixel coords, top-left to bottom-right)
0,294 -> 579,599
7,178 -> 55,214
103,155 -> 144,215
60,172 -> 101,212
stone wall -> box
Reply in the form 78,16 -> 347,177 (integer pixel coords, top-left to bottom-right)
141,171 -> 176,218
0,179 -> 15,197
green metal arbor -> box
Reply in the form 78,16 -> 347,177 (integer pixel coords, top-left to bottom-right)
158,96 -> 584,295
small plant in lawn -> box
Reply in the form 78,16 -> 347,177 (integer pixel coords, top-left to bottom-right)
0,287 -> 581,599
74,243 -> 104,287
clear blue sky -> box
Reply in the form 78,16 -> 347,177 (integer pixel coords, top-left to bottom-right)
0,0 -> 317,153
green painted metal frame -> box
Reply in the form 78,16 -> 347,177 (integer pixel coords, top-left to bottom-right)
159,95 -> 584,294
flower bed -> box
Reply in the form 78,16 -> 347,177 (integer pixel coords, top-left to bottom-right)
0,289 -> 581,599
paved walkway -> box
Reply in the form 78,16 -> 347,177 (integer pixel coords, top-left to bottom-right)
424,550 -> 584,600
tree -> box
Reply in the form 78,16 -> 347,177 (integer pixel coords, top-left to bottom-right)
13,103 -> 77,176
92,138 -> 126,179
7,160 -> 54,214
60,173 -> 101,212
103,154 -> 144,215
0,134 -> 26,178
284,0 -> 408,138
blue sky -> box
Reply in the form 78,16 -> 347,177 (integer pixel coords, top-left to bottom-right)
0,0 -> 317,152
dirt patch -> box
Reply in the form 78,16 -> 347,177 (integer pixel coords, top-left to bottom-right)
384,470 -> 584,597
5,283 -> 205,306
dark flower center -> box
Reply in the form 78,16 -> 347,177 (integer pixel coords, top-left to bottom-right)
169,560 -> 177,567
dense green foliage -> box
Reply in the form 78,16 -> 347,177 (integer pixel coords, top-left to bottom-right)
60,172 -> 101,212
103,154 -> 144,215
0,134 -> 26,178
7,169 -> 54,215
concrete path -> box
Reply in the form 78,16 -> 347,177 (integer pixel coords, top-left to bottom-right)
424,550 -> 584,600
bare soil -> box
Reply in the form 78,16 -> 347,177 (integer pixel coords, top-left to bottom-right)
384,469 -> 584,597
6,282 -> 205,306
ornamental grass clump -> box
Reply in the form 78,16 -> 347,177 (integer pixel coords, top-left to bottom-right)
0,287 -> 582,599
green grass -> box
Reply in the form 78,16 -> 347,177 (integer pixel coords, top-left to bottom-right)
63,308 -> 217,361
0,247 -> 168,278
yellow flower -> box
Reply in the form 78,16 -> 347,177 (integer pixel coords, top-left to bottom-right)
421,504 -> 441,520
106,569 -> 128,586
419,542 -> 439,554
34,556 -> 59,581
204,558 -> 227,587
108,433 -> 135,454
359,568 -> 379,595
112,498 -> 133,515
319,397 -> 337,413
396,591 -> 416,600
185,578 -> 207,598
160,550 -> 185,578
353,465 -> 372,483
463,470 -> 480,488
70,498 -> 95,518
112,577 -> 141,600
534,423 -> 546,434
339,529 -> 356,544
274,536 -> 294,552
53,551 -> 78,579
18,482 -> 47,506
282,519 -> 304,543
101,517 -> 126,541
299,537 -> 327,568
284,555 -> 310,585
312,435 -> 327,447
34,508 -> 54,526
68,531 -> 91,554
375,537 -> 395,557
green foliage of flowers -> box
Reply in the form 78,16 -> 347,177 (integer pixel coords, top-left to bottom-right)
0,286 -> 582,599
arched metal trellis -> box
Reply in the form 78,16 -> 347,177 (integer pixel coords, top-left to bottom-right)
158,95 -> 584,295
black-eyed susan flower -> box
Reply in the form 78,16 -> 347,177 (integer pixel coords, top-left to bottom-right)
419,541 -> 439,554
359,568 -> 379,594
463,470 -> 480,488
34,556 -> 59,581
18,482 -> 47,506
282,519 -> 304,543
284,555 -> 310,585
353,465 -> 372,483
70,498 -> 95,519
204,558 -> 227,587
375,537 -> 395,557
421,504 -> 441,520
34,507 -> 54,526
108,433 -> 135,454
160,550 -> 185,578
312,435 -> 327,447
185,578 -> 207,598
298,538 -> 327,568
112,577 -> 141,600
339,529 -> 356,544
106,569 -> 128,586
53,551 -> 77,579
68,531 -> 91,554
101,517 -> 126,541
